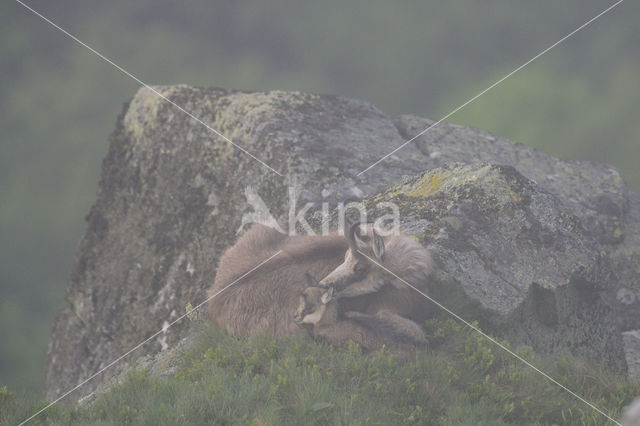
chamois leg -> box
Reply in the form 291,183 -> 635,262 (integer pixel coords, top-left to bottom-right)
333,278 -> 385,299
375,310 -> 427,345
314,321 -> 378,352
344,310 -> 427,346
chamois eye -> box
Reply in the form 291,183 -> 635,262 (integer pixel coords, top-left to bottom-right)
354,263 -> 367,273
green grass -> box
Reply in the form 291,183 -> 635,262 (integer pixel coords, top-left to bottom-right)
2,320 -> 638,425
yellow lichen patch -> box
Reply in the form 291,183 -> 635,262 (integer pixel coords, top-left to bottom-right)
405,174 -> 444,197
124,85 -> 183,140
72,296 -> 84,318
613,227 -> 623,239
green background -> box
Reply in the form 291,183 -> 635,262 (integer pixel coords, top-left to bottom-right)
1,0 -> 638,396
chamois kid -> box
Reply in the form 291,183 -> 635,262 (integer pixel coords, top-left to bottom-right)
294,284 -> 426,352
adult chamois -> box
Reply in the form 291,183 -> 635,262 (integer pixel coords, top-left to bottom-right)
207,224 -> 348,336
207,221 -> 434,338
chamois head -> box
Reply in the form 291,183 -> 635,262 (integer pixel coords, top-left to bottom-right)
317,221 -> 387,291
319,221 -> 433,298
294,273 -> 333,325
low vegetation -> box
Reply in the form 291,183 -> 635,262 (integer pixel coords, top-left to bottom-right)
2,318 -> 638,425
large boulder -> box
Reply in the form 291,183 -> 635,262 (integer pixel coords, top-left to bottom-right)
45,86 -> 640,402
364,163 -> 627,372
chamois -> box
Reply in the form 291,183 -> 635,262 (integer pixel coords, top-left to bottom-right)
318,222 -> 434,322
207,224 -> 347,337
294,286 -> 427,352
207,221 -> 434,338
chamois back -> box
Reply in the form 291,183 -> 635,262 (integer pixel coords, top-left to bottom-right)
207,224 -> 347,336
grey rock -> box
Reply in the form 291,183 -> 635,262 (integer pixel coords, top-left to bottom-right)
77,331 -> 198,407
365,164 -> 628,373
623,397 -> 640,426
45,86 -> 640,402
624,331 -> 640,384
393,115 -> 628,245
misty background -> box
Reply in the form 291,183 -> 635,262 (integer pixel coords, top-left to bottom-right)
1,0 -> 638,396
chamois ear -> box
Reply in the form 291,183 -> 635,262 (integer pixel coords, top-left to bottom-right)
343,216 -> 355,236
347,221 -> 361,251
321,287 -> 334,304
372,229 -> 385,263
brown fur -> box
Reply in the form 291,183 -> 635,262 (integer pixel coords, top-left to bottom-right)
294,287 -> 426,352
207,224 -> 348,337
319,223 -> 435,322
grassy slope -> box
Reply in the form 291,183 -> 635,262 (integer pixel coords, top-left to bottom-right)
2,318 -> 638,426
